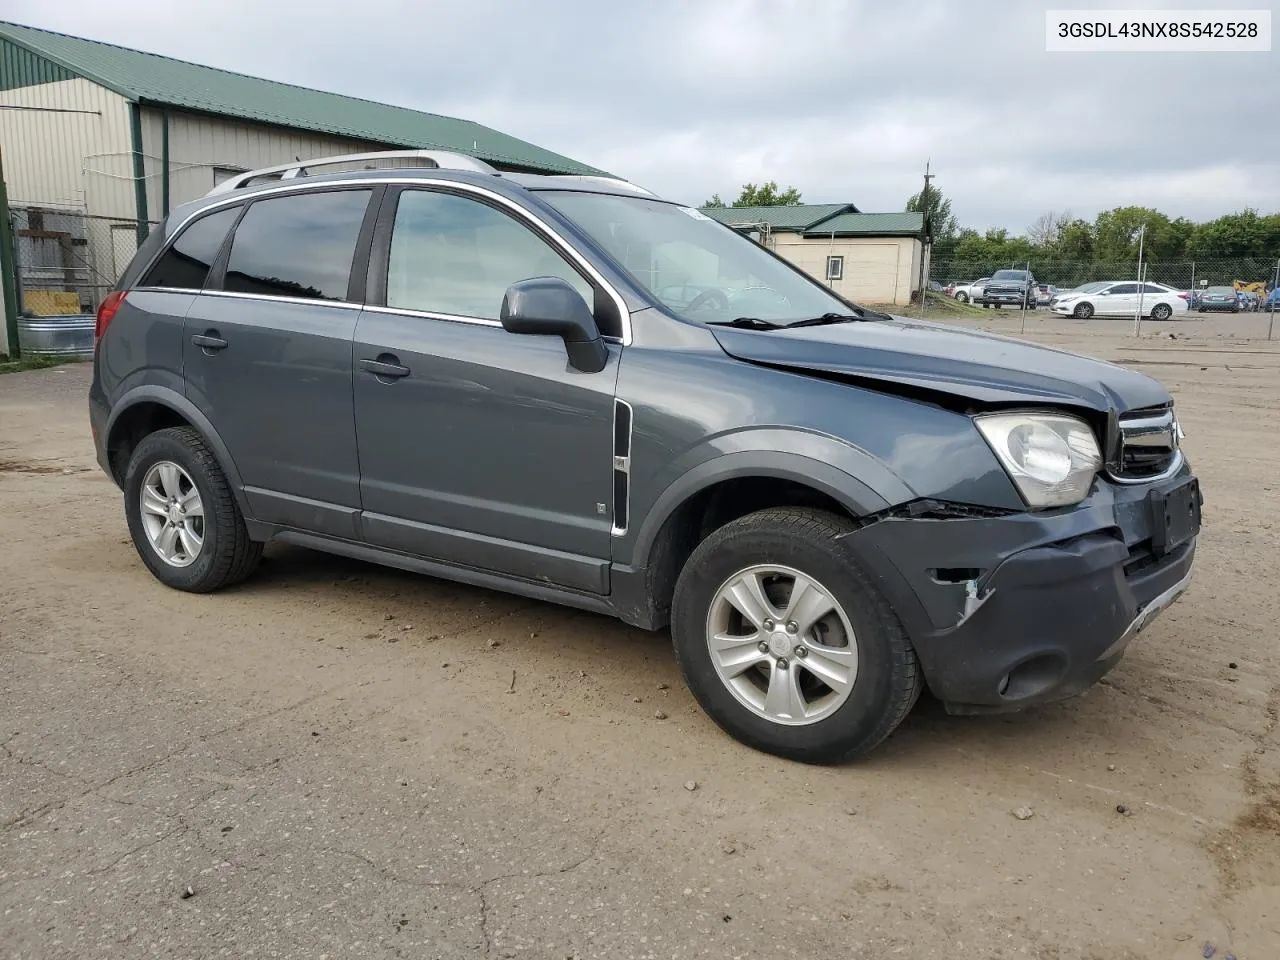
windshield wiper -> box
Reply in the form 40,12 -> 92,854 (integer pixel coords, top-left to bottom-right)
784,311 -> 871,328
705,316 -> 784,330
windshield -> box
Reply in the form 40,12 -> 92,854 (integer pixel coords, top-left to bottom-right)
1206,286 -> 1234,294
1070,282 -> 1109,293
540,192 -> 858,324
992,270 -> 1029,280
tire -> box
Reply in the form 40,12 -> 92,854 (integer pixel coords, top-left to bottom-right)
670,508 -> 922,764
1150,303 -> 1172,321
123,426 -> 262,592
1198,307 -> 1206,313
1073,302 -> 1094,319
955,292 -> 969,303
993,304 -> 1002,309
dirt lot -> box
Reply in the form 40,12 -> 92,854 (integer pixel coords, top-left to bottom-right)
2,312 -> 1278,960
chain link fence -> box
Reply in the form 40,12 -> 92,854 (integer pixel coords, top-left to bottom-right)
930,257 -> 1279,294
9,205 -> 151,318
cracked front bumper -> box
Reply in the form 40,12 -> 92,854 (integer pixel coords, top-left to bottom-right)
841,471 -> 1198,713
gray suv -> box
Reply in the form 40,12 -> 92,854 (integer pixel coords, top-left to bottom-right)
90,151 -> 1201,763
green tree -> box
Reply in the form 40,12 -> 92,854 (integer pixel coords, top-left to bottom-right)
734,182 -> 803,207
1092,206 -> 1188,261
1189,209 -> 1280,258
702,182 -> 802,208
906,182 -> 959,245
1053,219 -> 1095,259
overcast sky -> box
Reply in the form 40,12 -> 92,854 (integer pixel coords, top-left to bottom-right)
8,0 -> 1278,231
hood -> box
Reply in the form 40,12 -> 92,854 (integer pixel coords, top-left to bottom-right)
710,315 -> 1170,413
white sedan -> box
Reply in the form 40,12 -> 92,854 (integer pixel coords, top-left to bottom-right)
951,278 -> 989,303
1050,281 -> 1190,320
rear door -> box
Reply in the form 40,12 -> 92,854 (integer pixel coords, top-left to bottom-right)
351,185 -> 620,593
183,187 -> 379,538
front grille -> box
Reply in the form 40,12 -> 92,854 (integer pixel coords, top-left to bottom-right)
1110,405 -> 1181,482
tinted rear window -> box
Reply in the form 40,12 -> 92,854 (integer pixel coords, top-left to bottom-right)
140,207 -> 240,290
223,190 -> 371,301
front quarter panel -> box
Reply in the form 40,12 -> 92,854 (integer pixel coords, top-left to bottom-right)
614,328 -> 1024,568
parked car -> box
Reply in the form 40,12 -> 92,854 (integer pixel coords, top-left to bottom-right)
980,269 -> 1037,309
1265,287 -> 1280,309
89,150 -> 1200,763
1051,281 -> 1188,321
951,278 -> 989,303
1035,283 -> 1057,307
1198,285 -> 1240,313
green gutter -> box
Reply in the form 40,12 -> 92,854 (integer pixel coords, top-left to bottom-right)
161,107 -> 170,216
128,101 -> 149,243
0,146 -> 21,358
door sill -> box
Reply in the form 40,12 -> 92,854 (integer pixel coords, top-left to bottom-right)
270,529 -> 618,619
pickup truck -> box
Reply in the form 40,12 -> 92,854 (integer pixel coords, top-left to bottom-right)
981,269 -> 1037,309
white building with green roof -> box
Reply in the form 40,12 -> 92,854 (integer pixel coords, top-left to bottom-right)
0,20 -> 603,232
701,203 -> 929,307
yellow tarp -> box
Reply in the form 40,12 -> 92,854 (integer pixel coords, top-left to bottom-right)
22,290 -> 82,316
1233,280 -> 1266,295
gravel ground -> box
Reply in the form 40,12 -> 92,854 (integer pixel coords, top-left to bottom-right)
2,314 -> 1277,959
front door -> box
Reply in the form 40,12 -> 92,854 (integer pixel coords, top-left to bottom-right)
352,186 -> 619,594
183,187 -> 376,538
1101,282 -> 1138,317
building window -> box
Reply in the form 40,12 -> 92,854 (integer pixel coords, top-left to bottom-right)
826,255 -> 843,281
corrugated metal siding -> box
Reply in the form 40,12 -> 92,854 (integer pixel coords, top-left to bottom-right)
139,106 -> 388,215
0,76 -> 133,214
1,36 -> 75,90
0,21 -> 605,176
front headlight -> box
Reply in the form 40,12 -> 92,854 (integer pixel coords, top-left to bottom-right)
974,412 -> 1102,508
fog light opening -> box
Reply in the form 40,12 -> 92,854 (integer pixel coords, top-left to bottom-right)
999,654 -> 1069,701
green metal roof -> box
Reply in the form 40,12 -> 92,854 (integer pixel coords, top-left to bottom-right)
803,212 -> 925,237
0,21 -> 606,176
699,203 -> 854,232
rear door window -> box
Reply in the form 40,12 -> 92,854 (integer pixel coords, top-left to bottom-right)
140,207 -> 240,290
223,190 -> 372,301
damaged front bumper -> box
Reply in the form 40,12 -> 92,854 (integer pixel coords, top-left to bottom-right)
840,471 -> 1200,714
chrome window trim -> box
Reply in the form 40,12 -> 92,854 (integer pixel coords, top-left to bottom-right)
136,177 -> 634,345
131,286 -> 362,311
361,304 -> 624,344
362,304 -> 500,329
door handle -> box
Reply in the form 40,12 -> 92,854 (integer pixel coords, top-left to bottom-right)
360,356 -> 410,380
191,332 -> 228,351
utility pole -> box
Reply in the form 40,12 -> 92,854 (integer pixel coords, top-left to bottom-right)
1132,224 -> 1146,337
1269,257 -> 1278,341
918,160 -> 933,316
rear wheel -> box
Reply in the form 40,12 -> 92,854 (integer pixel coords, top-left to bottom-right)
123,427 -> 262,592
1150,302 -> 1172,321
671,508 -> 921,763
1073,302 -> 1095,319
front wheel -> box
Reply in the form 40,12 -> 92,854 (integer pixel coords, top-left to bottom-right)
1073,302 -> 1095,319
670,508 -> 922,763
955,292 -> 969,303
1150,303 -> 1173,321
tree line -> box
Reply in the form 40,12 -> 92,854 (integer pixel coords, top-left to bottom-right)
703,181 -> 1280,266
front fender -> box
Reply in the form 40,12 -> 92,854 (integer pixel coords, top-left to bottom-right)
618,427 -> 915,570
104,384 -> 255,521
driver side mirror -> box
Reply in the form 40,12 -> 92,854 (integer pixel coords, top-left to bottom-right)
500,277 -> 608,374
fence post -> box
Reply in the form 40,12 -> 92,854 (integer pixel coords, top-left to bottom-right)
0,147 -> 21,359
1269,258 -> 1278,341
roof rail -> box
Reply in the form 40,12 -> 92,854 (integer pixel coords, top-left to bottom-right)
545,175 -> 655,197
205,149 -> 499,195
